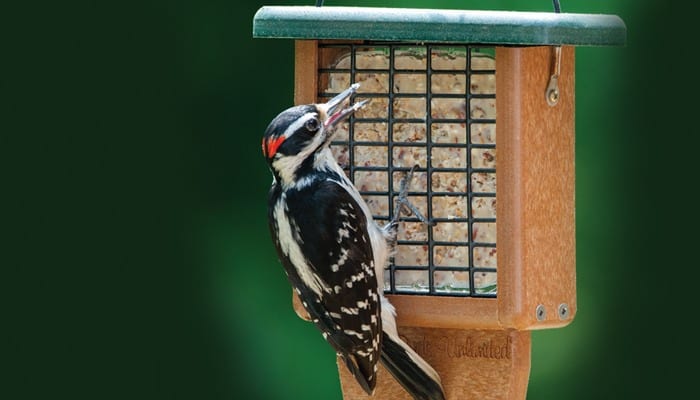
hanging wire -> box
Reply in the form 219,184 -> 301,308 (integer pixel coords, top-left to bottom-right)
552,0 -> 561,13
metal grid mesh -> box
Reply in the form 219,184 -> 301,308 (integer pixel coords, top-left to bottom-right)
318,43 -> 497,297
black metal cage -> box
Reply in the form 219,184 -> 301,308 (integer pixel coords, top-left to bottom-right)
318,43 -> 497,297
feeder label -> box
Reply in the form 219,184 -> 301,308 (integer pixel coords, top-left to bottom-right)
403,333 -> 513,360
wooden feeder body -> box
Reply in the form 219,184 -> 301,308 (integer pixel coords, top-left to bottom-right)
254,6 -> 625,400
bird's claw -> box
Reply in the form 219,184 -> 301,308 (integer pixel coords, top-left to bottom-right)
392,165 -> 435,227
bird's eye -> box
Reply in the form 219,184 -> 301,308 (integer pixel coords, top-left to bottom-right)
305,118 -> 321,133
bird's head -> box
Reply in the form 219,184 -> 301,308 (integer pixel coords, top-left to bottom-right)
262,83 -> 368,185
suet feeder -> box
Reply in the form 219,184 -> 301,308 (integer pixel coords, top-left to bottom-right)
254,2 -> 625,399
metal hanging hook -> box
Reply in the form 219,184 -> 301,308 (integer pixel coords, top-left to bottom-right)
546,46 -> 562,106
546,0 -> 563,106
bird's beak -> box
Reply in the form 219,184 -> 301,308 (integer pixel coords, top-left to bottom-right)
321,83 -> 370,129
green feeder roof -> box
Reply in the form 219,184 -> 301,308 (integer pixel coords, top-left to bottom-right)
253,6 -> 626,46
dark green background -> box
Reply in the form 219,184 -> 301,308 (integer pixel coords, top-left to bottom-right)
4,0 -> 697,399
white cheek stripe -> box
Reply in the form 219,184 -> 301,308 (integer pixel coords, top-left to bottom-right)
274,195 -> 330,297
273,113 -> 328,190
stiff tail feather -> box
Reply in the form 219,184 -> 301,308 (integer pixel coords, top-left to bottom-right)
339,352 -> 376,395
380,333 -> 445,400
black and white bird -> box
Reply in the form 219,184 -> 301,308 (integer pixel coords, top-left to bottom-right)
262,83 -> 445,400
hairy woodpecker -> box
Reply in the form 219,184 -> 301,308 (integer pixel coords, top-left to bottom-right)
262,83 -> 445,400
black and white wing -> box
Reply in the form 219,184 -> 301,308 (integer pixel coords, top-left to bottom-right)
268,179 -> 382,394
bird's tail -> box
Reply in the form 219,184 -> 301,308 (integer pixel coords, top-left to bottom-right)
339,352 -> 376,395
380,298 -> 445,400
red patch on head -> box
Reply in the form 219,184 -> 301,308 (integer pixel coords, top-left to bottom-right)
263,136 -> 285,158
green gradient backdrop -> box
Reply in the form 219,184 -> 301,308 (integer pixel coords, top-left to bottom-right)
5,0 -> 695,399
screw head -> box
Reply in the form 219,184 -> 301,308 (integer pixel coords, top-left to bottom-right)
545,75 -> 560,107
558,303 -> 570,320
536,304 -> 546,321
